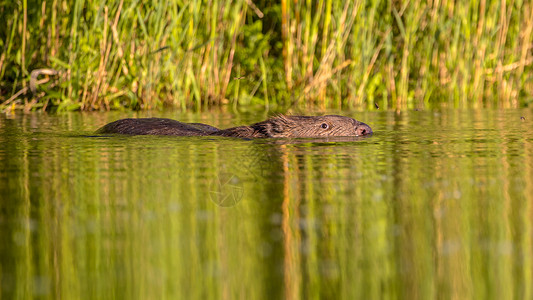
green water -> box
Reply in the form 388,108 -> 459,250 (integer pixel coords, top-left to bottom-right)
1,109 -> 532,299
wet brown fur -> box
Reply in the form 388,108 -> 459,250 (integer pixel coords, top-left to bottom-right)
96,118 -> 219,136
97,115 -> 372,138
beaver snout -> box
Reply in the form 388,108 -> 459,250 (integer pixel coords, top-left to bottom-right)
355,122 -> 373,136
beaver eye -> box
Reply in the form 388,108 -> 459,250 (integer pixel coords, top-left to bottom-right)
321,123 -> 329,129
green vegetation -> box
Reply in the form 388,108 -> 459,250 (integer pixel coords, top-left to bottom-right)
1,0 -> 533,111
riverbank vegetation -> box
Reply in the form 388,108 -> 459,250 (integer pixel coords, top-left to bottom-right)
1,0 -> 533,111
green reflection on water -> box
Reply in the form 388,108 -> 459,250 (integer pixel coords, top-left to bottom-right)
0,109 -> 532,299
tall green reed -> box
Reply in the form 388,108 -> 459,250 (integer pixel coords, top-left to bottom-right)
1,0 -> 253,111
279,0 -> 533,110
0,0 -> 532,111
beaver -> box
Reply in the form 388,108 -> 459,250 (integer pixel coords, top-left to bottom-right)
97,115 -> 372,138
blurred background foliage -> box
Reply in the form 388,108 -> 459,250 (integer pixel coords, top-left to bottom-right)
1,0 -> 532,112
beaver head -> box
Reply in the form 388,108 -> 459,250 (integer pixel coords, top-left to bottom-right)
211,115 -> 372,138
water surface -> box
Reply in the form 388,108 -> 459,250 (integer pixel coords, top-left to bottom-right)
1,109 -> 532,299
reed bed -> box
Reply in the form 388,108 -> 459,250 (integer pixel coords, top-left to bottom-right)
1,0 -> 532,111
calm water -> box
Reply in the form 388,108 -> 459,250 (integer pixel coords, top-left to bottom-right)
1,109 -> 532,299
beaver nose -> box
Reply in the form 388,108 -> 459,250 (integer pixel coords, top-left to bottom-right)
355,122 -> 372,136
